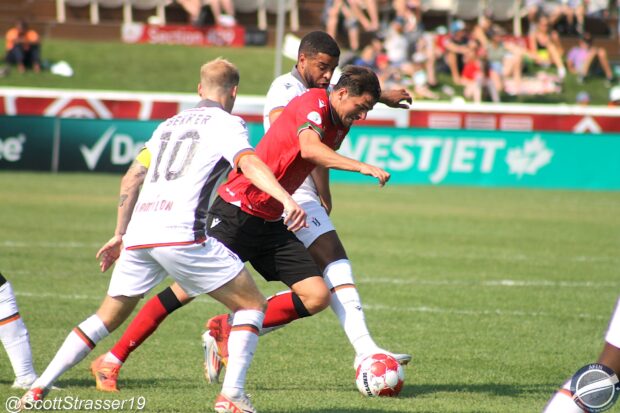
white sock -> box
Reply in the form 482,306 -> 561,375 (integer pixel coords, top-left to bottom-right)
324,259 -> 378,356
0,282 -> 36,382
543,380 -> 584,413
222,309 -> 264,398
34,314 -> 109,389
103,352 -> 123,365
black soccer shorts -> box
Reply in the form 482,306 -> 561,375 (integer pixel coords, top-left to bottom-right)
206,197 -> 321,287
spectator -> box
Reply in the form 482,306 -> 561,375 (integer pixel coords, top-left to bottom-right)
471,13 -> 494,49
414,34 -> 438,87
523,0 -> 561,33
393,0 -> 424,56
375,53 -> 402,90
586,0 -> 610,20
384,18 -> 409,68
527,15 -> 566,79
5,20 -> 40,73
566,32 -> 614,86
324,0 -> 379,52
583,0 -> 610,35
410,51 -> 438,99
177,0 -> 236,26
552,0 -> 582,34
486,26 -> 524,100
443,19 -> 470,84
352,35 -> 383,68
459,40 -> 485,103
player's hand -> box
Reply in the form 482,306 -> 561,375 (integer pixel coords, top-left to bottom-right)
380,89 -> 412,109
360,164 -> 391,187
96,235 -> 123,272
282,197 -> 307,232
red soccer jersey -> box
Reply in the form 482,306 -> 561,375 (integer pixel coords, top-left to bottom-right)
219,88 -> 349,220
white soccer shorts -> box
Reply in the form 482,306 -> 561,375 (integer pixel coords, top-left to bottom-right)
108,237 -> 244,298
605,295 -> 620,348
293,200 -> 336,248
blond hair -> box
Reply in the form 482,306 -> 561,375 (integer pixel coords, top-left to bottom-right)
199,58 -> 240,94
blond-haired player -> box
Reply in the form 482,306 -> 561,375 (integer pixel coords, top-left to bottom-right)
20,58 -> 306,413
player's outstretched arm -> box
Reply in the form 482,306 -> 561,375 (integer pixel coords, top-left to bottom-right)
299,129 -> 391,186
237,153 -> 307,232
96,157 -> 148,272
379,88 -> 412,109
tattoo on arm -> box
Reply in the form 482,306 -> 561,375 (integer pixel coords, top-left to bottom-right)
119,194 -> 128,207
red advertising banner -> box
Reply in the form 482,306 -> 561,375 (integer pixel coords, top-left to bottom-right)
2,88 -> 620,133
121,23 -> 245,47
408,110 -> 620,133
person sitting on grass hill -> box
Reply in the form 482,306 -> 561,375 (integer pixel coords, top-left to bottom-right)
5,20 -> 41,74
566,32 -> 614,87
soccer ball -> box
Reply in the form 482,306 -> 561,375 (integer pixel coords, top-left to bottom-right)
355,353 -> 405,397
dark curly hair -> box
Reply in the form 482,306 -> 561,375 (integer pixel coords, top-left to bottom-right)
298,31 -> 340,59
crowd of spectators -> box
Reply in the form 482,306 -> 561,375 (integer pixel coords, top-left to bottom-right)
326,0 -> 619,103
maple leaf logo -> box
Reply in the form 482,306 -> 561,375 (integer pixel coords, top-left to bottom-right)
505,135 -> 553,178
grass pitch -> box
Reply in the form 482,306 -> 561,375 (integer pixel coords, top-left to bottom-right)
0,171 -> 619,412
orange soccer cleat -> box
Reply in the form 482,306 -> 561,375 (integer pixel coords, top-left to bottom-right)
90,354 -> 121,392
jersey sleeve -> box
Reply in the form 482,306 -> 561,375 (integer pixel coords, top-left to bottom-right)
295,94 -> 327,140
265,78 -> 300,116
219,116 -> 254,168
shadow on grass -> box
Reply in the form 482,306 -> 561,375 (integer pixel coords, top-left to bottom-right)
269,410 -> 422,413
403,382 -> 554,398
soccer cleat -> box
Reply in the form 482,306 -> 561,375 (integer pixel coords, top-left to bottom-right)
90,354 -> 121,392
354,351 -> 412,369
206,313 -> 232,366
19,387 -> 48,410
392,353 -> 412,366
11,375 -> 37,390
214,393 -> 257,413
202,330 -> 223,384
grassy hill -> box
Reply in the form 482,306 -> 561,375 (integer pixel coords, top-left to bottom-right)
0,38 -> 615,105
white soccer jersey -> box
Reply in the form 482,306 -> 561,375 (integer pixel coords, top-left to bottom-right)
263,67 -> 320,205
123,101 -> 253,249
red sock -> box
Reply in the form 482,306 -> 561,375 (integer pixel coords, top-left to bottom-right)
262,291 -> 309,328
110,295 -> 169,362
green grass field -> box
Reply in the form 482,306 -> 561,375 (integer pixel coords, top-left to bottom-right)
0,171 -> 618,412
0,38 -> 614,105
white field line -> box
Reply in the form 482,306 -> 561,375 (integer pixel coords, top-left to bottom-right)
4,240 -> 617,265
357,278 -> 620,289
12,292 -> 609,320
2,240 -> 101,249
363,304 -> 609,320
0,240 -> 620,263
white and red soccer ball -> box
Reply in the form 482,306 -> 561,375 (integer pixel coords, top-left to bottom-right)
355,353 -> 405,397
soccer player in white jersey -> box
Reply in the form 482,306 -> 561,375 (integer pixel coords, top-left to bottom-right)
0,272 -> 37,389
19,58 -> 306,413
543,296 -> 620,412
